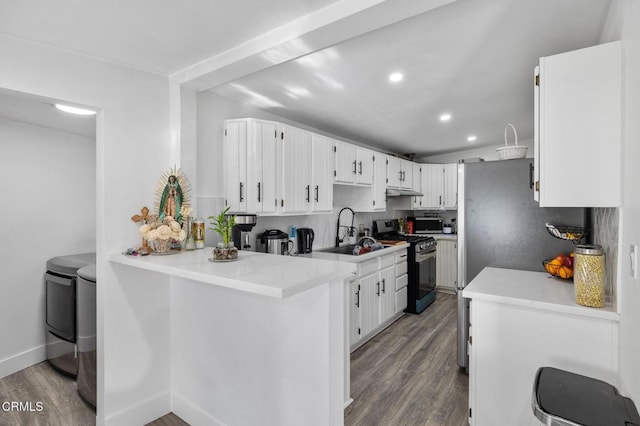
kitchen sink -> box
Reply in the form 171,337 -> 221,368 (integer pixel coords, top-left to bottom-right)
319,244 -> 358,255
319,244 -> 388,255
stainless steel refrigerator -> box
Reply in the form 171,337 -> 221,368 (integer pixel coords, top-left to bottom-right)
456,158 -> 586,369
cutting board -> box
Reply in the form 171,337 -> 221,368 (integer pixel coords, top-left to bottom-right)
378,240 -> 406,246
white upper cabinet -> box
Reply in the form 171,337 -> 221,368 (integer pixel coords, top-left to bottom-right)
334,141 -> 357,183
400,159 -> 413,189
280,125 -> 313,214
334,140 -> 373,185
443,163 -> 458,209
534,41 -> 621,207
412,163 -> 422,209
416,163 -> 457,210
246,119 -> 279,214
421,164 -> 444,209
386,156 -> 413,188
387,156 -> 402,188
356,147 -> 374,185
223,119 -> 248,213
311,134 -> 334,212
372,151 -> 387,211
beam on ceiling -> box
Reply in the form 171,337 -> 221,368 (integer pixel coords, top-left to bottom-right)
170,0 -> 455,91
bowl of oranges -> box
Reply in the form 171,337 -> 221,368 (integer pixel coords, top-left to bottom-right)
543,253 -> 575,280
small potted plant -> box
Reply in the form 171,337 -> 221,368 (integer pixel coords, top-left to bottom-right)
209,206 -> 238,261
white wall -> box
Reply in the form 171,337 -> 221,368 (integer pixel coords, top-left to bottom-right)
418,138 -> 534,163
0,118 -> 95,377
0,35 -> 172,424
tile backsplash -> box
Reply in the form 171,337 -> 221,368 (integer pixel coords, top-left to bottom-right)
196,196 -> 410,252
593,207 -> 619,305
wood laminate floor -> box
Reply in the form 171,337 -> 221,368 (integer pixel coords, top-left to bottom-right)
345,292 -> 468,426
0,361 -> 186,426
0,293 -> 465,425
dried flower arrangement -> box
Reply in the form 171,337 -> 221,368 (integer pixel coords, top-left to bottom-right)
139,215 -> 186,253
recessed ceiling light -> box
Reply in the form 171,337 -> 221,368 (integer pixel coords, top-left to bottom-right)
54,104 -> 97,116
467,135 -> 477,142
389,72 -> 404,83
439,113 -> 451,122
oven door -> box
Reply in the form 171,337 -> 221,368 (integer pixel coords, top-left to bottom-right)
415,248 -> 437,299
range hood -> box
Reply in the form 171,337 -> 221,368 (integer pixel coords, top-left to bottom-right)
386,188 -> 423,197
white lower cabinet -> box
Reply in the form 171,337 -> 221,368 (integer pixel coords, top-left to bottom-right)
350,249 -> 408,350
468,299 -> 619,426
379,265 -> 396,324
435,238 -> 457,292
395,250 -> 409,313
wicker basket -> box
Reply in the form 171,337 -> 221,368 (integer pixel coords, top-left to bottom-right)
496,123 -> 527,160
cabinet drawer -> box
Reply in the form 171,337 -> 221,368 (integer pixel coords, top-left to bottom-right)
395,261 -> 407,277
395,249 -> 408,264
379,253 -> 396,269
395,287 -> 408,313
357,259 -> 378,277
395,274 -> 408,291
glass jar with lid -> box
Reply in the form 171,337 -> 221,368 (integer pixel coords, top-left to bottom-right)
574,244 -> 605,308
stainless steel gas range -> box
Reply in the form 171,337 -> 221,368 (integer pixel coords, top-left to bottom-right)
373,219 -> 437,314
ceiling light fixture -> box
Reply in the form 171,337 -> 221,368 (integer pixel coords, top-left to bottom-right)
439,113 -> 451,122
54,104 -> 97,116
389,72 -> 404,83
467,135 -> 477,142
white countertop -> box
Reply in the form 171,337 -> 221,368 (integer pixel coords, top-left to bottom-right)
462,267 -> 619,321
299,242 -> 409,263
110,248 -> 356,299
432,234 -> 457,241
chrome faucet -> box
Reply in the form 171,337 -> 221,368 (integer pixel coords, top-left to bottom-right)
335,207 -> 355,247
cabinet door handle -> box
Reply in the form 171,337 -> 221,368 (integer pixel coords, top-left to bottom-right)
358,161 -> 363,175
376,281 -> 380,296
382,278 -> 386,293
439,195 -> 442,205
353,160 -> 357,175
529,163 -> 534,189
400,254 -> 407,258
315,185 -> 319,202
399,170 -> 403,181
239,182 -> 244,202
306,185 -> 310,202
356,288 -> 360,307
257,182 -> 261,202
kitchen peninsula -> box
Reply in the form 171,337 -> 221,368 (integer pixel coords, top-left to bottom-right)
463,267 -> 619,426
109,249 -> 356,426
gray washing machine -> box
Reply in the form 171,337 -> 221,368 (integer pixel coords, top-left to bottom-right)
76,264 -> 96,408
45,252 -> 95,377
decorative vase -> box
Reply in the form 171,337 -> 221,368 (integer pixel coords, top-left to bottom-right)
212,242 -> 238,262
183,216 -> 196,251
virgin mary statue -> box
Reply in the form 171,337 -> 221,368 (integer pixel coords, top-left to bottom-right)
159,175 -> 183,222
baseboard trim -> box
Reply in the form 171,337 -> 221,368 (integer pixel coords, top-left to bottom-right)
0,345 -> 46,380
172,392 -> 225,426
104,391 -> 170,426
344,397 -> 354,409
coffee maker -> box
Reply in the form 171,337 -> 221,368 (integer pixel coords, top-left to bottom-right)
229,214 -> 257,250
296,228 -> 315,253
